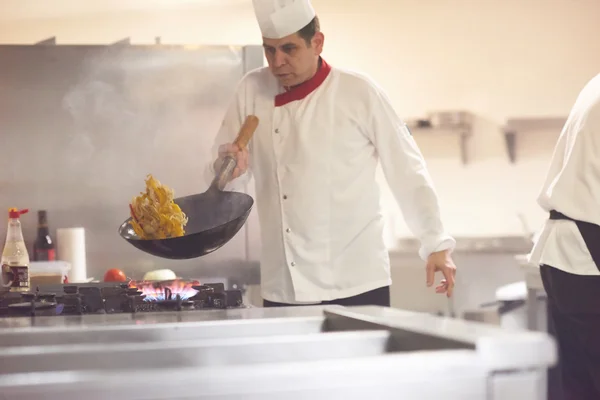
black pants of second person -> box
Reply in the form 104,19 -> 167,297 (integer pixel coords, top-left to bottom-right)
263,286 -> 391,308
540,264 -> 600,400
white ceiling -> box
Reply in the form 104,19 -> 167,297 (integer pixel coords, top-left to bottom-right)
0,0 -> 251,21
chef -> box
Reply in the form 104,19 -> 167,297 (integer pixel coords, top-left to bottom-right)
528,73 -> 600,400
208,0 -> 457,307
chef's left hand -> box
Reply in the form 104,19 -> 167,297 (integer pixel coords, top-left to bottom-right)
425,249 -> 456,297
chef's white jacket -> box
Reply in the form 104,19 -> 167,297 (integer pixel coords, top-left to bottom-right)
529,73 -> 600,276
208,59 -> 455,303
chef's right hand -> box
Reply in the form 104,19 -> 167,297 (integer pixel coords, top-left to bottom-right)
214,143 -> 249,181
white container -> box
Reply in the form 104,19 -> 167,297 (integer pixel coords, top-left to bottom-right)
56,227 -> 87,282
29,261 -> 71,285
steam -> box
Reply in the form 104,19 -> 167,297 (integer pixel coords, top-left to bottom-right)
60,45 -> 244,198
63,80 -> 136,130
61,52 -> 148,186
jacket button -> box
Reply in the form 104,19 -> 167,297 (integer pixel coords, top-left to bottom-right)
286,228 -> 291,233
283,195 -> 288,200
274,128 -> 280,134
290,261 -> 296,267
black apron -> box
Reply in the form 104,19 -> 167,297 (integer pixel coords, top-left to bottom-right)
546,210 -> 600,399
549,210 -> 600,272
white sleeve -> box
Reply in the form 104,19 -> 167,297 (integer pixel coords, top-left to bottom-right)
365,83 -> 456,260
536,126 -> 568,211
204,79 -> 253,192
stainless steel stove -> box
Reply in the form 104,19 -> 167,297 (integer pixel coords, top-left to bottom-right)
0,305 -> 556,400
0,280 -> 245,318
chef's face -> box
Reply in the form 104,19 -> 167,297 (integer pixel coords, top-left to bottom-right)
262,31 -> 324,87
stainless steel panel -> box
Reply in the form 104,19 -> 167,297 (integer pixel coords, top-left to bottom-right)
0,43 -> 263,280
0,330 -> 391,374
396,236 -> 533,254
0,350 -> 488,400
0,305 -> 555,400
0,304 -> 336,329
0,316 -> 326,347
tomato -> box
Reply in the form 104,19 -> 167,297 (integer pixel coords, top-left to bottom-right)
104,268 -> 127,282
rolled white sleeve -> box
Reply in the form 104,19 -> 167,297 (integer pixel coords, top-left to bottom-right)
366,85 -> 455,260
204,79 -> 253,192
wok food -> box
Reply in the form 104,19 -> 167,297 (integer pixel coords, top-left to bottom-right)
129,174 -> 188,240
119,115 -> 259,260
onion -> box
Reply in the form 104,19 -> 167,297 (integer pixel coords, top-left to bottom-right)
143,269 -> 177,281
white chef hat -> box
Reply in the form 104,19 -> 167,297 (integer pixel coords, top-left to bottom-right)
252,0 -> 316,39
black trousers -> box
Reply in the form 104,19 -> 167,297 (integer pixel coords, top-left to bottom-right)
540,264 -> 600,400
263,285 -> 390,308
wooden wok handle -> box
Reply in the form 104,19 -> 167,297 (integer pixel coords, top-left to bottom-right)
212,115 -> 259,191
234,115 -> 259,150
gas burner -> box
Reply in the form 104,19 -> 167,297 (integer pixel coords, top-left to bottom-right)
155,287 -> 194,311
0,280 -> 245,317
38,293 -> 57,303
78,287 -> 104,314
156,296 -> 195,312
63,285 -> 79,294
127,288 -> 143,296
8,300 -> 58,317
128,279 -> 200,302
20,291 -> 56,301
20,292 -> 37,302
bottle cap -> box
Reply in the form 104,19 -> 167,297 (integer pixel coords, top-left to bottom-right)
8,208 -> 29,218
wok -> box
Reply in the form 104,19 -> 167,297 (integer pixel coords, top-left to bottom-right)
119,115 -> 259,260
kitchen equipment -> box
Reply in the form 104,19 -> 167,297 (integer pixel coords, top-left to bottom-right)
0,280 -> 243,318
469,282 -> 529,331
0,305 -> 556,399
495,281 -> 528,330
119,115 -> 258,260
29,261 -> 71,285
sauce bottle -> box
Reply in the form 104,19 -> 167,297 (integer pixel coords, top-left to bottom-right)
1,208 -> 30,291
33,210 -> 55,261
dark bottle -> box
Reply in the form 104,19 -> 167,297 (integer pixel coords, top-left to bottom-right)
33,210 -> 55,261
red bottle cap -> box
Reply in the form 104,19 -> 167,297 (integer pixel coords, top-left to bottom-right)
8,208 -> 29,218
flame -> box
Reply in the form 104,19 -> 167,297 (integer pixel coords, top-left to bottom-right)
129,279 -> 200,302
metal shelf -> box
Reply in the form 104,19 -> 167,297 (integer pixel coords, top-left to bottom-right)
502,117 -> 566,163
407,111 -> 473,165
395,236 -> 533,254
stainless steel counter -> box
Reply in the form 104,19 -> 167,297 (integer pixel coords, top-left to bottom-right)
0,304 -> 327,329
0,305 -> 556,400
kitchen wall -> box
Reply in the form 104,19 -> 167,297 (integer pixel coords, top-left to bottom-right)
0,43 -> 264,284
1,0 -> 599,310
2,0 -> 598,241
